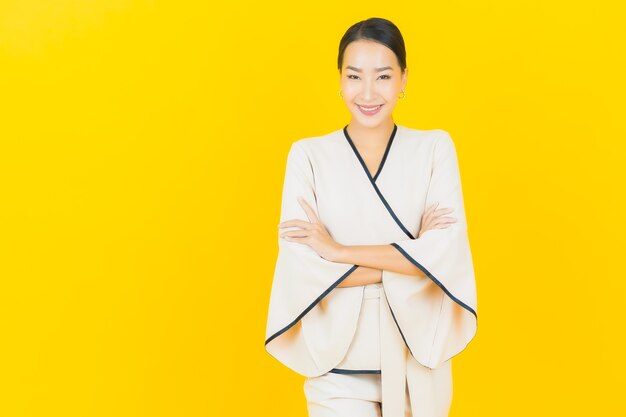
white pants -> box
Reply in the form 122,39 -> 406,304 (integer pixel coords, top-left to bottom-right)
304,372 -> 413,417
303,284 -> 453,417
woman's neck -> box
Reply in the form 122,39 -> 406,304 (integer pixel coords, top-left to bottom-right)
346,118 -> 396,149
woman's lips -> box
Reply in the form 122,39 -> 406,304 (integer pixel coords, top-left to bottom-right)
356,104 -> 383,116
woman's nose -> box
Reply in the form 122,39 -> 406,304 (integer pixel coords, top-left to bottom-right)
360,81 -> 376,100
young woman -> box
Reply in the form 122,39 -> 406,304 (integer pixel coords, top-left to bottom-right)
265,17 -> 478,417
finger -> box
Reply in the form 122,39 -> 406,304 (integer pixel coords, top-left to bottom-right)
298,197 -> 320,224
431,209 -> 454,220
431,218 -> 458,227
433,207 -> 454,216
279,219 -> 313,229
423,202 -> 440,221
425,202 -> 439,215
282,235 -> 309,244
433,216 -> 457,223
426,217 -> 454,227
280,229 -> 310,239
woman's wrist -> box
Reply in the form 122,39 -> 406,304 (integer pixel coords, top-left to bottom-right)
330,243 -> 349,263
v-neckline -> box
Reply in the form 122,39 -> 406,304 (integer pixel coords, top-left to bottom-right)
343,123 -> 398,183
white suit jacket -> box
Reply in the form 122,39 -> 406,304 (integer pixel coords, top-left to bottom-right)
264,124 -> 478,415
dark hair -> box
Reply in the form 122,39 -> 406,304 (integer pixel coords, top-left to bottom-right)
338,17 -> 407,73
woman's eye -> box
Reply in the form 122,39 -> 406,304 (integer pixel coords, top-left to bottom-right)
346,74 -> 391,80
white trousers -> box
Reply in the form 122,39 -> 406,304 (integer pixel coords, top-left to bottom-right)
304,372 -> 412,417
303,284 -> 453,417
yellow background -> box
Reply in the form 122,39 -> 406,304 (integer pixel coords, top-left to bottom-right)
1,1 -> 624,415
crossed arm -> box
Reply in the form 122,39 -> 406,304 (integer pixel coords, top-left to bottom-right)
278,197 -> 456,288
334,245 -> 421,287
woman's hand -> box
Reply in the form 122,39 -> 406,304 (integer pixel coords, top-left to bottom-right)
278,196 -> 343,261
418,202 -> 457,238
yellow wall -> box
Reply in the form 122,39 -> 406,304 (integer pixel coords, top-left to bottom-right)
1,1 -> 624,415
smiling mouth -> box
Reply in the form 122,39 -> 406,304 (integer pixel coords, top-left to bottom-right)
356,104 -> 383,111
356,104 -> 384,115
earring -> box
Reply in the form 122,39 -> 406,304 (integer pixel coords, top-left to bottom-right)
398,89 -> 406,99
338,88 -> 343,98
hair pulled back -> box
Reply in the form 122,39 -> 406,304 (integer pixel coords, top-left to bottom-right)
338,17 -> 407,73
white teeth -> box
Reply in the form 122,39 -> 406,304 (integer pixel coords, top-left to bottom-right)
359,105 -> 381,111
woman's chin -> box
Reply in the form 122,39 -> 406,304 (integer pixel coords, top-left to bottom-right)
352,112 -> 389,126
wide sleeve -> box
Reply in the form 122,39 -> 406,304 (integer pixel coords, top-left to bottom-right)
382,131 -> 478,369
264,141 -> 362,376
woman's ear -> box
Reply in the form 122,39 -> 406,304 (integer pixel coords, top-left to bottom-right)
401,67 -> 408,91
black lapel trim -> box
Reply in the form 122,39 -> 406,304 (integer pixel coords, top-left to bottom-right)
385,283 -> 472,371
343,124 -> 414,239
265,265 -> 360,346
372,127 -> 394,182
329,368 -> 381,374
382,285 -> 416,361
390,243 -> 478,318
343,123 -> 397,183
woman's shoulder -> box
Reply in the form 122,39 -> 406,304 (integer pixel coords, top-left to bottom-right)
396,124 -> 452,142
289,125 -> 455,158
290,127 -> 345,153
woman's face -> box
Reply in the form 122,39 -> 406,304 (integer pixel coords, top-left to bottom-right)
339,39 -> 407,128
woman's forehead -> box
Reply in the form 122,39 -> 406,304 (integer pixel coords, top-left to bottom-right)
343,41 -> 397,68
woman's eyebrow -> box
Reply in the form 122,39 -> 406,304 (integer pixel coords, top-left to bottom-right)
345,65 -> 393,72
